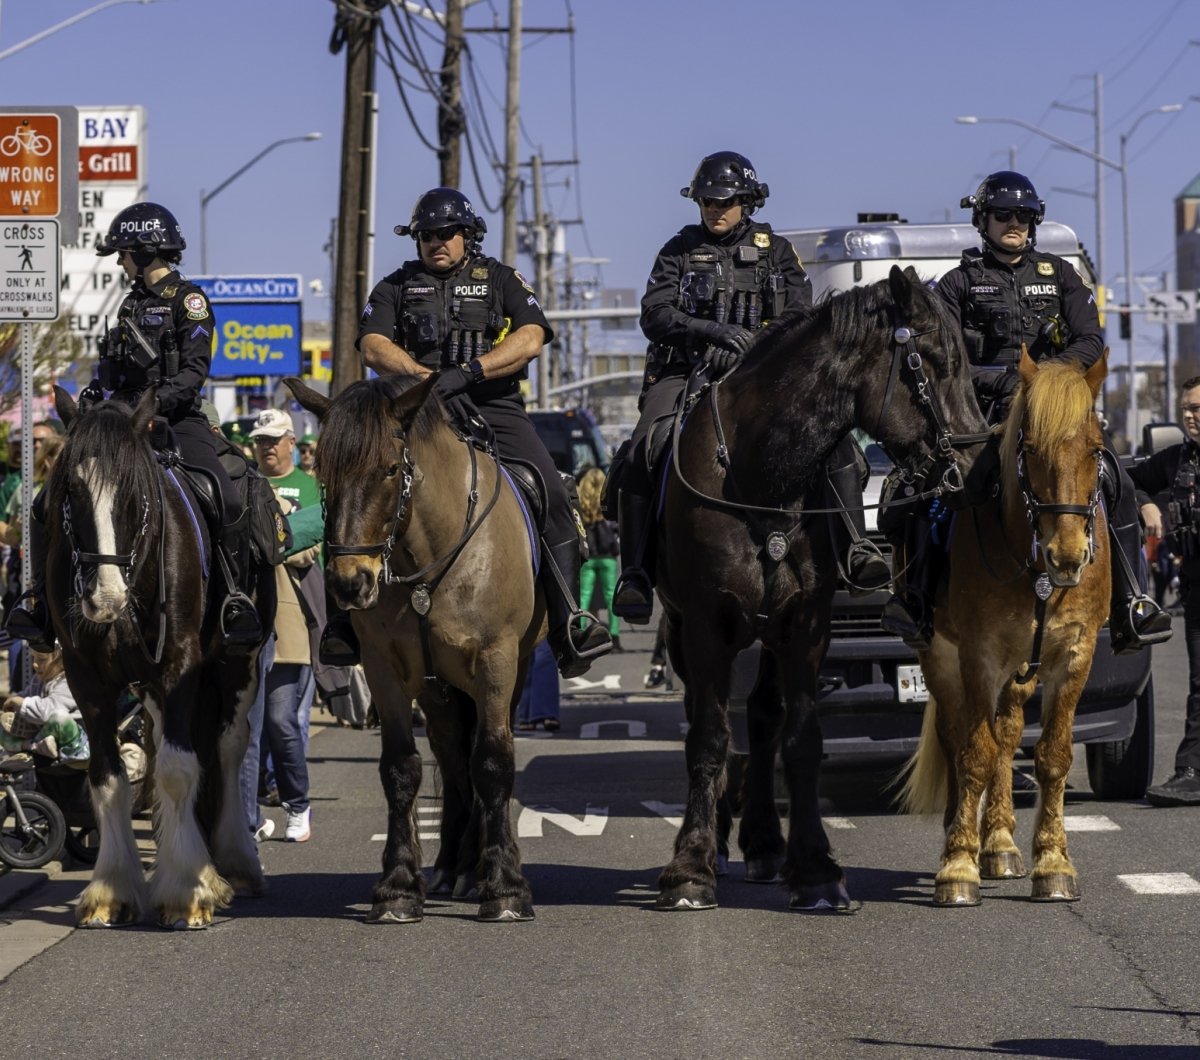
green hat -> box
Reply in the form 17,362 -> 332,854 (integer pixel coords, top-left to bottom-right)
299,433 -> 317,446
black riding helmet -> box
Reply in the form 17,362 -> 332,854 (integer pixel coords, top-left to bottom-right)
961,171 -> 1045,253
96,202 -> 186,265
680,152 -> 769,212
394,187 -> 487,240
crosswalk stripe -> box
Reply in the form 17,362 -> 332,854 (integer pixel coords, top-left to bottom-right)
1117,873 -> 1200,895
1063,815 -> 1120,832
824,817 -> 857,829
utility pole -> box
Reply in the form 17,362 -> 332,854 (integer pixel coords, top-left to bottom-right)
438,0 -> 465,187
330,0 -> 383,396
531,151 -> 551,405
1163,269 -> 1173,419
502,0 -> 522,263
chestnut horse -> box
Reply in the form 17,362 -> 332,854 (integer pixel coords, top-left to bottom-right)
899,353 -> 1110,905
46,387 -> 273,928
286,374 -> 543,923
655,266 -> 988,912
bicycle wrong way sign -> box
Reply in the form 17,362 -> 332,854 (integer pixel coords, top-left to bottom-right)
0,107 -> 79,245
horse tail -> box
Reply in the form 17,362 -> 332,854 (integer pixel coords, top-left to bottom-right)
894,694 -> 948,815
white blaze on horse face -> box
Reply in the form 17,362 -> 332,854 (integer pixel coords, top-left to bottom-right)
76,457 -> 129,621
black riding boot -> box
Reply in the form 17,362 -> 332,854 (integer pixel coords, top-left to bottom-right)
319,609 -> 360,667
218,511 -> 264,649
1108,517 -> 1172,654
880,512 -> 937,649
612,490 -> 655,625
544,537 -> 613,679
826,450 -> 891,597
4,495 -> 54,653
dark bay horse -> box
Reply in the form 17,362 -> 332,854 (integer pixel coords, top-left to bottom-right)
286,374 -> 543,923
900,353 -> 1110,905
47,387 -> 273,928
656,265 -> 988,912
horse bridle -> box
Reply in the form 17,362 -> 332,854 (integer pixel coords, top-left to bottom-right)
322,427 -> 504,603
1015,427 -> 1102,565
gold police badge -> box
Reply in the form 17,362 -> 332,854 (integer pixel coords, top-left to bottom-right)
471,266 -> 488,279
753,232 -> 770,248
1036,262 -> 1054,276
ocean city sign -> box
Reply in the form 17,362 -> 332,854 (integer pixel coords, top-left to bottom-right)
191,275 -> 302,302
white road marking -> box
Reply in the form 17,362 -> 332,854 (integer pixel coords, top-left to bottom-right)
566,674 -> 622,691
372,832 -> 440,841
642,801 -> 685,829
1063,815 -> 1120,832
824,817 -> 857,829
1118,873 -> 1200,895
580,719 -> 647,739
517,804 -> 609,838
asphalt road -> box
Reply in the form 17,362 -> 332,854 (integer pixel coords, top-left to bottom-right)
1,621 -> 1198,1059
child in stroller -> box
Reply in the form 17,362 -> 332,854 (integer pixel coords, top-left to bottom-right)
0,647 -> 89,767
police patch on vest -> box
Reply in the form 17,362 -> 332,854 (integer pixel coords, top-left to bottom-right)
471,266 -> 488,280
753,232 -> 770,248
407,286 -> 435,295
1024,284 -> 1059,297
1036,261 -> 1054,276
454,284 -> 489,297
183,292 -> 208,320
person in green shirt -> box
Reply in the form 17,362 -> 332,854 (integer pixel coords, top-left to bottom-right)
249,410 -> 321,510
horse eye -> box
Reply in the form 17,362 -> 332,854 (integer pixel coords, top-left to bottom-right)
385,463 -> 401,479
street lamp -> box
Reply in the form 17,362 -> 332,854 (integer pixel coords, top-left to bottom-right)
956,106 -> 1183,449
199,133 -> 322,273
0,0 -> 160,61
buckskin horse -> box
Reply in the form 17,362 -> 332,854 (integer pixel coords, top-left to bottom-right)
46,386 -> 273,928
655,265 -> 988,912
286,373 -> 543,923
899,352 -> 1110,905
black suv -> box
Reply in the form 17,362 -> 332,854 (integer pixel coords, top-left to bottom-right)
529,408 -> 610,478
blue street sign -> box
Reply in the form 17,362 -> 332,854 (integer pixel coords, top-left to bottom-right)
209,301 -> 302,378
190,274 -> 302,302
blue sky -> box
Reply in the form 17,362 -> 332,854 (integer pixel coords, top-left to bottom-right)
2,0 -> 1198,369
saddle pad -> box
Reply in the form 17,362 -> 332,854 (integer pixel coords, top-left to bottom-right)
499,466 -> 540,577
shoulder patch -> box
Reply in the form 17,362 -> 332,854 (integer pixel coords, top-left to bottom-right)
513,269 -> 535,294
183,292 -> 209,320
753,232 -> 770,249
471,266 -> 489,280
1036,261 -> 1054,276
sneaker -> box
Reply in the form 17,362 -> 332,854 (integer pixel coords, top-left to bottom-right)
644,664 -> 666,689
1145,767 -> 1200,807
285,806 -> 312,842
254,817 -> 275,842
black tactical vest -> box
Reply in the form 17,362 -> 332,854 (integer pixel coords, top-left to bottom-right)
677,222 -> 785,335
98,283 -> 182,396
960,250 -> 1069,368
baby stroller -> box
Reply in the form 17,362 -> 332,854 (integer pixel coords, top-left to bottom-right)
0,701 -> 149,870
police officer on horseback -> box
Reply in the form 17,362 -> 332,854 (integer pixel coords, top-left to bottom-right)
612,151 -> 891,623
881,171 -> 1171,653
5,202 -> 263,651
325,186 -> 612,678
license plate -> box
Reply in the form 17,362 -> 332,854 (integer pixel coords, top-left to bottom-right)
896,664 -> 929,703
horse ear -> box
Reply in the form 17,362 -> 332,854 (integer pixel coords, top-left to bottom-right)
1018,346 -> 1038,388
1084,348 -> 1108,399
888,264 -> 914,318
284,376 -> 332,421
394,373 -> 439,434
53,385 -> 77,427
131,387 -> 157,436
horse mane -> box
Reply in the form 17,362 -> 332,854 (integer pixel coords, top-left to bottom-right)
999,360 -> 1097,513
48,401 -> 160,515
316,375 -> 448,480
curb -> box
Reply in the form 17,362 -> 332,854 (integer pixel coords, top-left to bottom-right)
0,859 -> 66,913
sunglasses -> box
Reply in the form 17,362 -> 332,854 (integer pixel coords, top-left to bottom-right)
418,225 -> 462,244
699,197 -> 737,210
991,208 -> 1035,225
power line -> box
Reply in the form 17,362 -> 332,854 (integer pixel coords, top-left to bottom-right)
1100,0 -> 1185,86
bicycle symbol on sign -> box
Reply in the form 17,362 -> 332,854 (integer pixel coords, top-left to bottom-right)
0,125 -> 53,158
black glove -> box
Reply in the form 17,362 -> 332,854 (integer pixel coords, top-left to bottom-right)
433,365 -> 472,400
703,347 -> 744,375
78,381 -> 104,411
689,318 -> 754,355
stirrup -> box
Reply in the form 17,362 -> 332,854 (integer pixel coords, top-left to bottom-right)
880,591 -> 932,650
1111,596 -> 1172,655
221,592 -> 262,648
4,590 -> 56,653
554,611 -> 613,679
319,616 -> 361,667
612,570 -> 654,625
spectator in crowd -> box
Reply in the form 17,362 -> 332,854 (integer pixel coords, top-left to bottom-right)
577,467 -> 621,651
645,614 -> 670,690
297,433 -> 317,476
0,645 -> 88,766
516,640 -> 560,732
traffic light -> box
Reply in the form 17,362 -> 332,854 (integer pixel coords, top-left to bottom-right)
1118,310 -> 1131,341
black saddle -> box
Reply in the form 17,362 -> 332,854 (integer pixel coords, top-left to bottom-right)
501,458 -> 547,534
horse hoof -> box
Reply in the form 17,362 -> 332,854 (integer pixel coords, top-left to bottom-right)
367,899 -> 424,924
934,879 -> 981,907
980,852 -> 1027,879
478,897 -> 535,922
77,904 -> 138,928
1030,873 -> 1080,902
744,857 -> 784,884
656,882 -> 717,910
789,879 -> 854,913
160,907 -> 212,930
